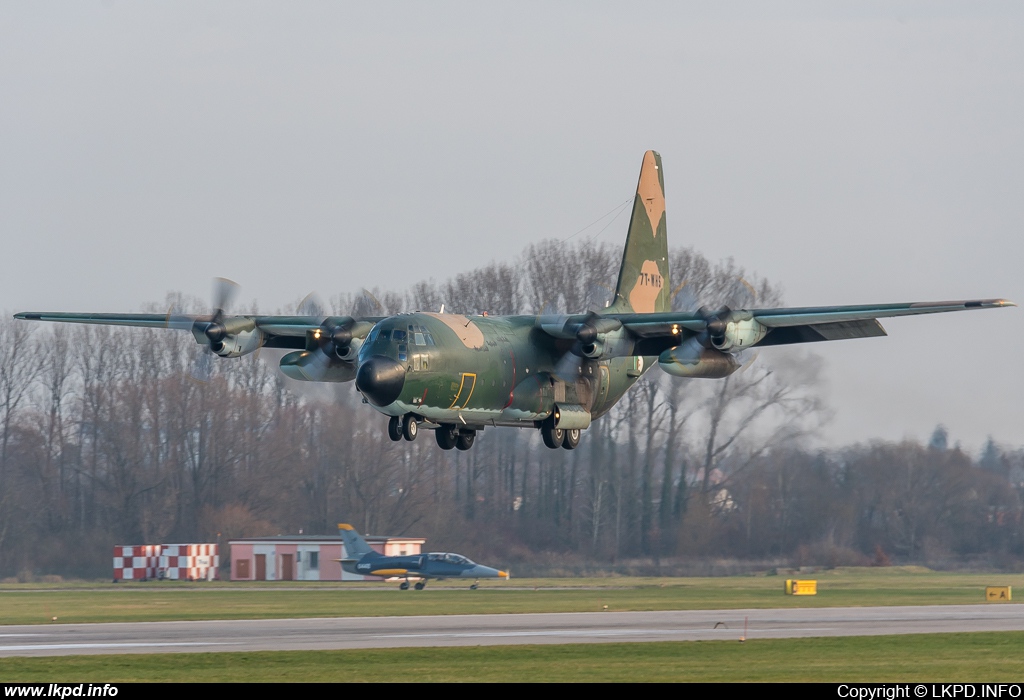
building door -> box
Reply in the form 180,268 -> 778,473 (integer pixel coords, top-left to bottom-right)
281,554 -> 294,581
236,559 -> 250,579
255,554 -> 266,581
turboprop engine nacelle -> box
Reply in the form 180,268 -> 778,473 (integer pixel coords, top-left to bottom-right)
708,314 -> 767,352
279,350 -> 358,382
579,328 -> 634,360
659,337 -> 739,379
210,328 -> 262,358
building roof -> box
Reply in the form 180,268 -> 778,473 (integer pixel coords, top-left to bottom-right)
228,534 -> 425,545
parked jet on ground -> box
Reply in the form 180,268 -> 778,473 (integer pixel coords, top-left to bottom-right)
15,151 -> 1015,450
338,523 -> 506,589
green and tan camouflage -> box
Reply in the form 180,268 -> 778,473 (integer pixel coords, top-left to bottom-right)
14,151 -> 1016,451
608,150 -> 671,315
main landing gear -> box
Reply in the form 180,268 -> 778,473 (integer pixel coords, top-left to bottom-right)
435,424 -> 476,451
389,416 -> 479,451
541,418 -> 581,450
398,579 -> 427,591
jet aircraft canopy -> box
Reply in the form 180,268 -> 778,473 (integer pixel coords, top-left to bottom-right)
427,553 -> 475,565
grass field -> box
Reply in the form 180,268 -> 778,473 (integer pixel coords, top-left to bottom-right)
2,632 -> 1024,682
0,567 -> 1019,625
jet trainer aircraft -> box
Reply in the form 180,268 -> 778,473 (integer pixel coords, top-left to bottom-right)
15,151 -> 1015,451
338,523 -> 506,589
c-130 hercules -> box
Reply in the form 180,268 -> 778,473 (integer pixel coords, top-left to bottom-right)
16,152 -> 1015,451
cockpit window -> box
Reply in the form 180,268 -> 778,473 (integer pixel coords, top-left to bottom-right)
392,330 -> 407,342
426,552 -> 473,565
379,329 -> 391,341
414,332 -> 425,346
366,327 -> 380,343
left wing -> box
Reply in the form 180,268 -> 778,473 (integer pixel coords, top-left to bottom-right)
618,298 -> 1015,351
533,298 -> 1015,357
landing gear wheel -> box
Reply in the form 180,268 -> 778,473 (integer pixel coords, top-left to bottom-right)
562,428 -> 581,450
456,430 -> 476,451
435,424 -> 458,450
387,416 -> 403,441
470,583 -> 479,590
414,581 -> 425,590
541,420 -> 564,449
402,414 -> 418,441
399,581 -> 410,590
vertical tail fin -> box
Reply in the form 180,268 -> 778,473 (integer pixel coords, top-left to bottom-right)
338,523 -> 377,558
608,150 -> 671,314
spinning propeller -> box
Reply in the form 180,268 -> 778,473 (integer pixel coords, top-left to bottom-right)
673,277 -> 759,372
167,277 -> 244,383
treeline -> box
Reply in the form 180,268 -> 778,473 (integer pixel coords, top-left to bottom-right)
1,242 -> 1022,578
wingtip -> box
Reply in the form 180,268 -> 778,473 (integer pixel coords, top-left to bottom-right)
996,299 -> 1017,308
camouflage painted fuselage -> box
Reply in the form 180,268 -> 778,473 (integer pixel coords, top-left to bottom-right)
357,312 -> 651,428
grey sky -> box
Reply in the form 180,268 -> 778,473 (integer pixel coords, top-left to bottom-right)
2,2 -> 1021,452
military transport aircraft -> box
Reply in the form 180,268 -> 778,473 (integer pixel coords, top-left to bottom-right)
338,523 -> 506,589
14,151 -> 1015,451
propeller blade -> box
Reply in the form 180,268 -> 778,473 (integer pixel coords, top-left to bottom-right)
165,305 -> 197,332
352,289 -> 384,318
671,282 -> 701,313
297,292 -> 327,319
190,346 -> 214,383
211,277 -> 240,322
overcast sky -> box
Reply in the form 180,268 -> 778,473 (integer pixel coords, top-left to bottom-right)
2,2 -> 1021,453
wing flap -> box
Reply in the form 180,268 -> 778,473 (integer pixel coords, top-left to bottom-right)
758,318 -> 887,347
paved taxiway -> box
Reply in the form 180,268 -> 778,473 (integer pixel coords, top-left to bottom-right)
3,605 -> 1024,656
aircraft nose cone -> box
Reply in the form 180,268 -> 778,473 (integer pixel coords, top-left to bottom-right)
356,355 -> 406,407
469,565 -> 503,579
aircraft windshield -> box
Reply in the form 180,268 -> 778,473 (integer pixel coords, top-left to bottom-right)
426,552 -> 474,565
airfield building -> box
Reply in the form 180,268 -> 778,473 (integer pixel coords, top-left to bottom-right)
229,530 -> 425,582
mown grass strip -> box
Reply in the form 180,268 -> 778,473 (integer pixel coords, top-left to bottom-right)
3,632 -> 1024,682
1,569 -> 1019,625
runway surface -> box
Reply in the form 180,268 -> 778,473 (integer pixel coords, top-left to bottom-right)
3,605 -> 1024,656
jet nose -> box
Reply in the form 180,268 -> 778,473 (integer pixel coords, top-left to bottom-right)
469,565 -> 505,579
356,355 -> 406,407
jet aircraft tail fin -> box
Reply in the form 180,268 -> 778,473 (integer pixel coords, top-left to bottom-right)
607,150 -> 671,315
338,523 -> 379,558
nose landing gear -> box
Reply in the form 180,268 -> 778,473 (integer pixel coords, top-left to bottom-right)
387,415 -> 421,442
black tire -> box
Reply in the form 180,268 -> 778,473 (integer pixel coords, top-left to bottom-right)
387,416 -> 403,441
470,583 -> 479,590
414,581 -> 425,590
456,430 -> 476,451
435,424 -> 457,450
541,423 -> 564,449
402,414 -> 418,441
562,428 -> 581,450
399,581 -> 410,590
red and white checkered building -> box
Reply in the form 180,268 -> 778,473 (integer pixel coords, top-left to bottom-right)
112,545 -> 161,581
158,544 -> 220,581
